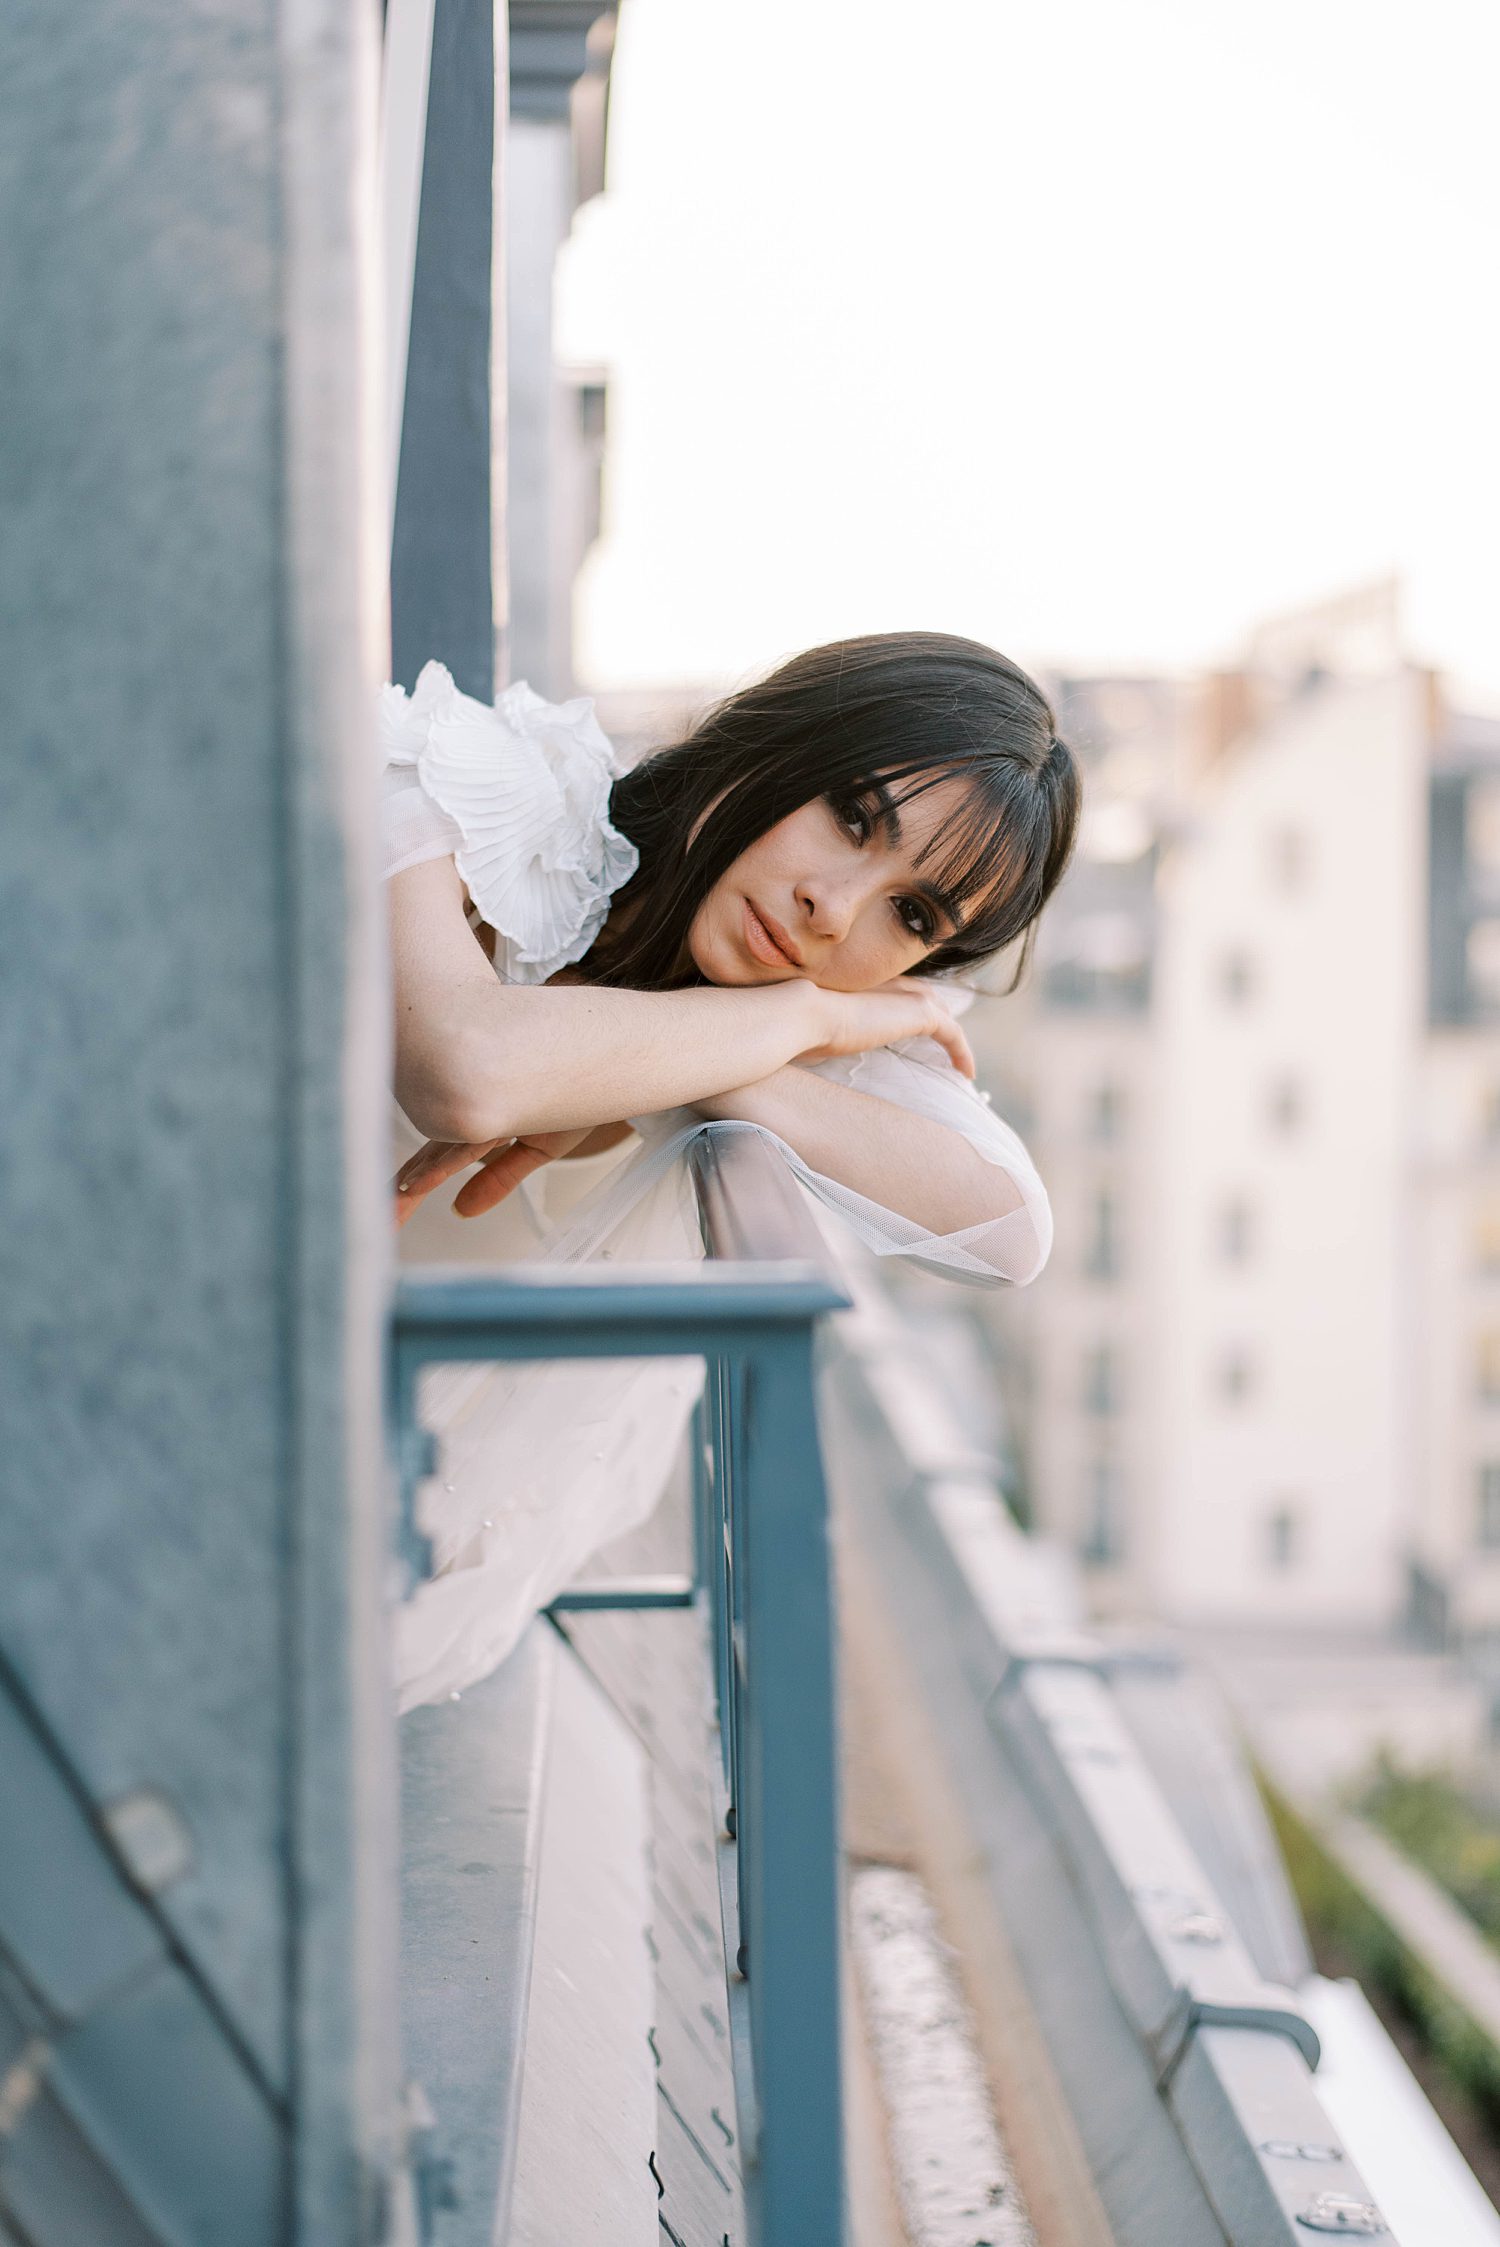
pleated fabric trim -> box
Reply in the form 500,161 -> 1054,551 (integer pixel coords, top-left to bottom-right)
379,660 -> 639,984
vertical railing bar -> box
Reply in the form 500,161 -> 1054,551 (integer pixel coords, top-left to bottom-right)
719,1357 -> 733,1716
739,1327 -> 846,2247
709,1359 -> 738,1802
690,1393 -> 712,1594
389,1335 -> 436,1584
726,1356 -> 750,1878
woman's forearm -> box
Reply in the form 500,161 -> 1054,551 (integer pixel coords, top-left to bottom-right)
400,978 -> 828,1141
389,857 -> 977,1141
696,1067 -> 1024,1235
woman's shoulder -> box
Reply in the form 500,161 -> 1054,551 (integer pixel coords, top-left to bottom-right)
378,661 -> 639,985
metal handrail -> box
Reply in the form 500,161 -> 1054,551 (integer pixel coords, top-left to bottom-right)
389,1123 -> 852,2247
690,1123 -> 844,1272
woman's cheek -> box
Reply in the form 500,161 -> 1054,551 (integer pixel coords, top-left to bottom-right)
823,937 -> 892,992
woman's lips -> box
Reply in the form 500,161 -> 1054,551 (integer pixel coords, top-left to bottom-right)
743,898 -> 802,970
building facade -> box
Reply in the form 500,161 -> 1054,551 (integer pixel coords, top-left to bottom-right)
1412,717 -> 1500,1646
985,587 -> 1500,1639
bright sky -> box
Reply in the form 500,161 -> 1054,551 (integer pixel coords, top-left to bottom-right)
562,0 -> 1499,706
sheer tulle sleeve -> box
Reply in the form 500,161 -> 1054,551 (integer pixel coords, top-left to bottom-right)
379,661 -> 638,983
793,1032 -> 1051,1284
614,1025 -> 1050,1290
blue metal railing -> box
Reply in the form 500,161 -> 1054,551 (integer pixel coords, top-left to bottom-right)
389,1128 -> 851,2247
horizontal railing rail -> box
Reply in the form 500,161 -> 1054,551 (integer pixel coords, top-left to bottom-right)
389,1127 -> 851,2247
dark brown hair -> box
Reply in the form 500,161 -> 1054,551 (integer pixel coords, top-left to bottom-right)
592,631 -> 1080,990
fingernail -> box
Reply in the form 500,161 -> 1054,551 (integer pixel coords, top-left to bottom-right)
397,1181 -> 410,1192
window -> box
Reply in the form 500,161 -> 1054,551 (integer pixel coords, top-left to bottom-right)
1082,1458 -> 1124,1567
1468,780 -> 1500,878
1219,950 -> 1256,1005
1267,1075 -> 1304,1135
1265,1504 -> 1299,1571
1217,1197 -> 1254,1264
1478,1466 -> 1500,1549
1477,1199 -> 1500,1274
1267,826 -> 1309,893
1468,920 -> 1500,1013
1082,1343 -> 1119,1416
1086,1081 -> 1123,1144
1481,1086 -> 1500,1147
1084,1187 -> 1120,1280
1040,914 -> 1152,1015
1479,1332 -> 1500,1404
1217,1347 -> 1255,1404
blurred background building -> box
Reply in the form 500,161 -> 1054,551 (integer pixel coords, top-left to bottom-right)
966,586 -> 1500,1662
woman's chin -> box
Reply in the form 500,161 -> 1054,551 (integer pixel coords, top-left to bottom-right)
707,964 -> 786,989
688,934 -> 786,989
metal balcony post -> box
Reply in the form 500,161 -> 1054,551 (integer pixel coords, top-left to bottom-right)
705,1361 -> 740,1809
737,1323 -> 846,2247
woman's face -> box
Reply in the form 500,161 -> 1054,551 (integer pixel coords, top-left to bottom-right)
687,776 -> 979,991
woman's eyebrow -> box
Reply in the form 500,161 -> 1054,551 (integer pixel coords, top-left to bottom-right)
867,782 -> 966,931
910,875 -> 963,935
866,780 -> 903,845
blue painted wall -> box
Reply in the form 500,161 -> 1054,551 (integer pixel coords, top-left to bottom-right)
0,2 -> 401,2235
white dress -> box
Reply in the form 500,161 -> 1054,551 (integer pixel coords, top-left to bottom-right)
383,662 -> 1052,1707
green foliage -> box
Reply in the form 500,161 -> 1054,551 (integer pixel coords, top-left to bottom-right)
1262,1775 -> 1500,2129
1359,1756 -> 1500,1947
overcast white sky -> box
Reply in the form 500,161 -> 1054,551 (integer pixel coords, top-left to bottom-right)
561,0 -> 1499,706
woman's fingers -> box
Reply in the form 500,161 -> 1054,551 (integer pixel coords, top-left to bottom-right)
396,1138 -> 495,1194
393,1135 -> 505,1226
393,1127 -> 595,1227
920,1005 -> 976,1078
393,1172 -> 455,1229
846,986 -> 977,1076
452,1138 -> 559,1217
801,982 -> 978,1074
870,979 -> 976,1077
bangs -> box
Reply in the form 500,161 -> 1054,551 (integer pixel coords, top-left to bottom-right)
872,761 -> 1045,963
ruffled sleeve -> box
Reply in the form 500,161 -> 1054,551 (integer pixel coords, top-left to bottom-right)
379,660 -> 639,984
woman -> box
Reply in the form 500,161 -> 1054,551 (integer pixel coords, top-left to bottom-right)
385,631 -> 1079,1704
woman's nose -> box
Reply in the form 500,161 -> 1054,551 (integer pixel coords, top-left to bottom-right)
796,869 -> 863,942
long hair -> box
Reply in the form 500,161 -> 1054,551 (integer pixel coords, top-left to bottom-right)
592,631 -> 1080,990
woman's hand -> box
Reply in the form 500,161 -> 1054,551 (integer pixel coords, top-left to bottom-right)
393,1127 -> 593,1227
795,979 -> 976,1078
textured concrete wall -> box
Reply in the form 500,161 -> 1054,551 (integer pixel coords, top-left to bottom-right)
0,1 -> 399,2235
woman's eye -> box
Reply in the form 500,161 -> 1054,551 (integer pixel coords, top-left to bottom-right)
896,897 -> 935,943
833,796 -> 870,842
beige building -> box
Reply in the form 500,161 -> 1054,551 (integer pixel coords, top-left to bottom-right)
981,587 -> 1500,1641
1410,723 -> 1500,1647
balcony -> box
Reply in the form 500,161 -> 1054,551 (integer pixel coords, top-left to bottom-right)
391,1129 -> 852,2243
386,1128 -> 1471,2247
